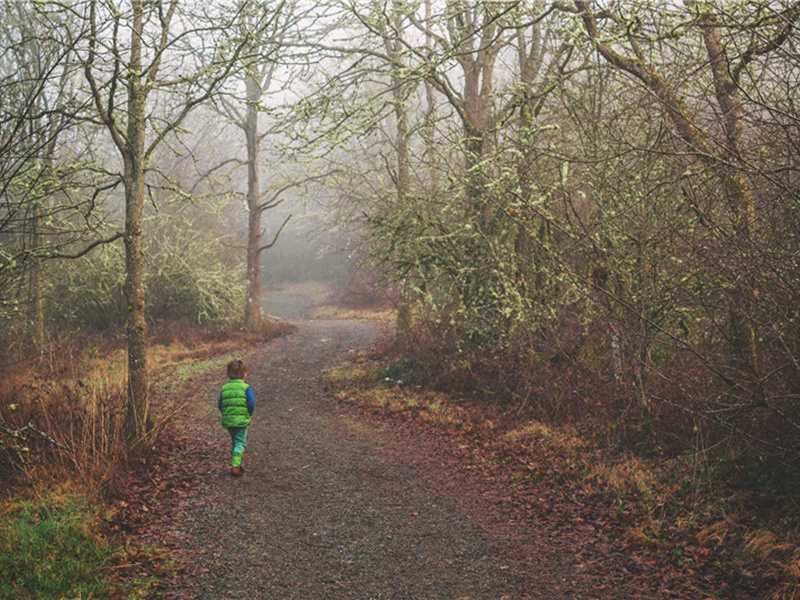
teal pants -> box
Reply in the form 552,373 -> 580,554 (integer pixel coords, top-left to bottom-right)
227,426 -> 248,467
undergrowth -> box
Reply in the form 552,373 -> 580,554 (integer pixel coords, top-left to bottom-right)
322,353 -> 800,600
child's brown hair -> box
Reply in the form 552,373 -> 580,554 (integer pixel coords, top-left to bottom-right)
227,359 -> 247,380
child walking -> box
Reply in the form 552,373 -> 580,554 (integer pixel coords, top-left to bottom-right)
218,359 -> 256,477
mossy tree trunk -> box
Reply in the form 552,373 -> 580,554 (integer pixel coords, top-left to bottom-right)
244,72 -> 264,331
382,0 -> 414,352
121,0 -> 152,452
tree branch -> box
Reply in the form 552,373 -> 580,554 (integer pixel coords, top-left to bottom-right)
258,214 -> 291,252
44,232 -> 124,260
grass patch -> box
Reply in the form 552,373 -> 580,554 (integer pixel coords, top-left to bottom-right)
270,281 -> 334,306
322,356 -> 469,429
0,492 -> 120,599
321,360 -> 384,388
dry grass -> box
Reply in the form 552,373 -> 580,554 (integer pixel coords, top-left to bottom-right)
503,421 -> 588,450
308,305 -> 397,321
0,375 -> 127,495
322,356 -> 462,426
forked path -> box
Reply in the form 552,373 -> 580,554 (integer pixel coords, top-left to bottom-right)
170,318 -> 660,599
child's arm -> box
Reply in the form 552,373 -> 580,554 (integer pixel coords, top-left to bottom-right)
246,387 -> 256,416
217,392 -> 223,412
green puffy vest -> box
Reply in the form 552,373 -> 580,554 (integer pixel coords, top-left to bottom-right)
220,379 -> 251,428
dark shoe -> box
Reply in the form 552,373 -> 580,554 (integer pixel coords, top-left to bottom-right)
231,466 -> 242,477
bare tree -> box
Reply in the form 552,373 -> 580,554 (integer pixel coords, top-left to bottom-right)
214,0 -> 300,331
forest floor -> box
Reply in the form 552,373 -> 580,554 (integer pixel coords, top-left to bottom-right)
120,295 -> 702,599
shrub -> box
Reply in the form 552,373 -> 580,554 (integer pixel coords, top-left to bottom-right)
146,211 -> 244,329
43,210 -> 245,332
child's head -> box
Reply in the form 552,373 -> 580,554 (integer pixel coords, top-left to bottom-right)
227,359 -> 247,380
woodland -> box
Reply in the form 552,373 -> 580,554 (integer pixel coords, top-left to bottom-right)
0,0 -> 799,598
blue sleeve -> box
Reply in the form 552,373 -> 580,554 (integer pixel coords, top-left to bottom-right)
246,387 -> 256,416
217,392 -> 222,412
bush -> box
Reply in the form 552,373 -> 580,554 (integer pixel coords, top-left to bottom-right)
45,245 -> 126,331
148,253 -> 243,329
146,210 -> 244,328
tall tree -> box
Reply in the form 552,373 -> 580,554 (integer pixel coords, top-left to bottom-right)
410,0 -> 509,208
216,0 -> 298,331
374,0 -> 415,348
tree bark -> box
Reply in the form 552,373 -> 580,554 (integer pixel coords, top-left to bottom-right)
381,0 -> 414,352
448,2 -> 501,211
700,16 -> 757,372
423,0 -> 439,192
29,202 -> 44,357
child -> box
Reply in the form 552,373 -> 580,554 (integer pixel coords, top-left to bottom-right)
218,359 -> 256,477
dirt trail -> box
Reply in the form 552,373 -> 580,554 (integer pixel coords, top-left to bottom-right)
165,316 -> 664,599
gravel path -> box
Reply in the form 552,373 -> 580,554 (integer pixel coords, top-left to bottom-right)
173,319 -> 531,599
165,312 -> 662,599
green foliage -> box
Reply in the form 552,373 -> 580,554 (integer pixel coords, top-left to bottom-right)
365,146 -> 580,373
0,495 -> 116,599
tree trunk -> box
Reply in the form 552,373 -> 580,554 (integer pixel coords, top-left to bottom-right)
392,73 -> 415,351
723,171 -> 757,373
123,0 -> 151,453
385,0 -> 414,352
123,164 -> 151,451
423,0 -> 439,192
701,19 -> 758,375
244,73 -> 263,330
